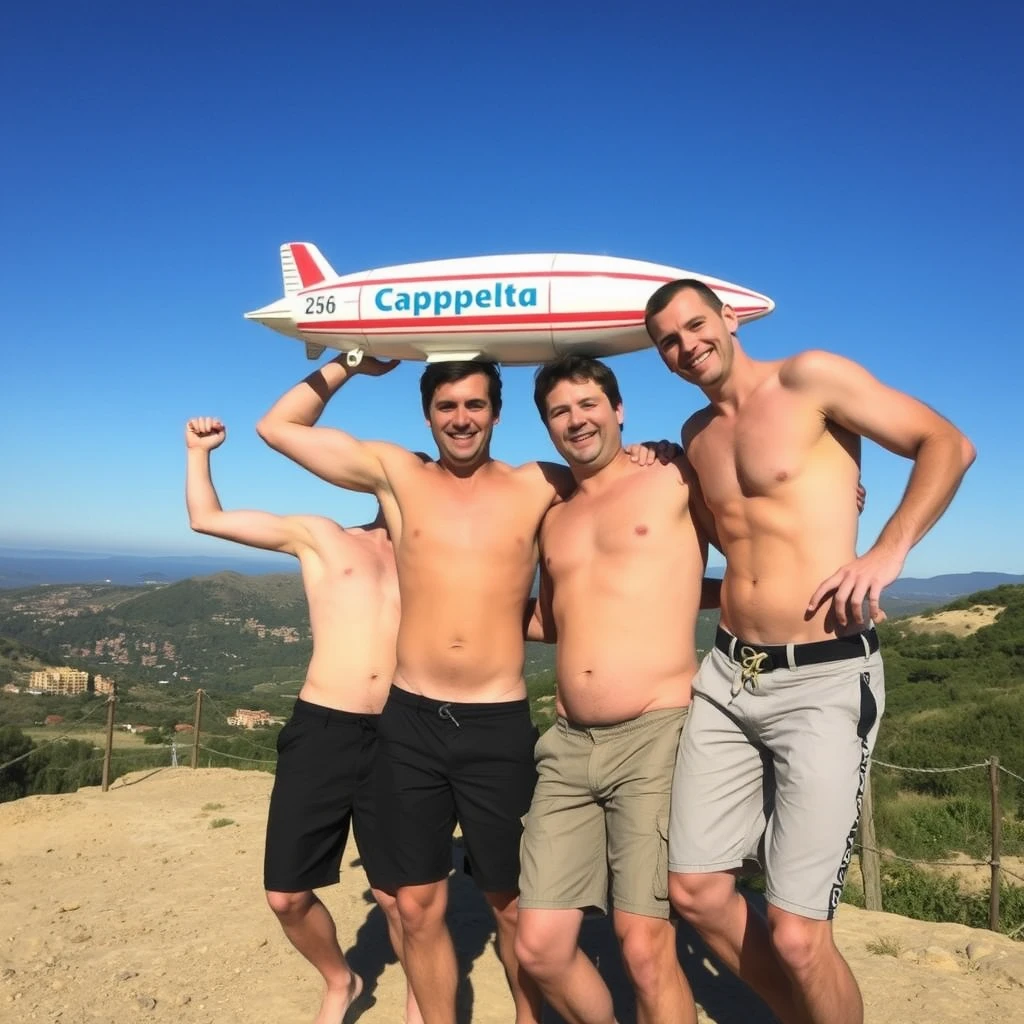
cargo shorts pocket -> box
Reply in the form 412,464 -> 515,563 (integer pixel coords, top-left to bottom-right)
653,812 -> 670,902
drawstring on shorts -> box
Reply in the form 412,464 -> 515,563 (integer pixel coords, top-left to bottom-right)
438,703 -> 460,728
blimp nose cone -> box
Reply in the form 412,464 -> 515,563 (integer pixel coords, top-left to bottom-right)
244,298 -> 293,326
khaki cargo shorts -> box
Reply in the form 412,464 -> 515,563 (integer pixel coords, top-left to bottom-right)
519,706 -> 687,919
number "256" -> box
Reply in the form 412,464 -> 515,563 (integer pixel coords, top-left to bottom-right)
304,296 -> 336,314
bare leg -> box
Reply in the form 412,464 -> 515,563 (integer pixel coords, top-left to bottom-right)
669,872 -> 807,1024
396,880 -> 457,1024
767,907 -> 863,1024
485,891 -> 544,1024
515,907 -> 615,1024
613,910 -> 695,1024
371,886 -> 424,1024
266,889 -> 362,1024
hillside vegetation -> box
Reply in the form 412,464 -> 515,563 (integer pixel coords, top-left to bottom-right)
2,577 -> 1024,936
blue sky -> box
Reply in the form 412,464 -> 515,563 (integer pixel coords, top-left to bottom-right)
1,1 -> 1020,576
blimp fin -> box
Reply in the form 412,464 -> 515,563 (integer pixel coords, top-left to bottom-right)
304,343 -> 326,360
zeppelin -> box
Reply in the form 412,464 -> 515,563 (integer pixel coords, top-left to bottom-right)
245,243 -> 775,366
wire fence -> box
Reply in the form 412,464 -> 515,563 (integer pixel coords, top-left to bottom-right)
3,691 -> 1024,934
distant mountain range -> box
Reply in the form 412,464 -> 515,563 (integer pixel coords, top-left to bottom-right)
1,547 -> 1020,598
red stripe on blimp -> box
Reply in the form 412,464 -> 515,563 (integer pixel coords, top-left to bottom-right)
302,271 -> 767,304
301,310 -> 643,331
298,306 -> 763,333
291,245 -> 325,288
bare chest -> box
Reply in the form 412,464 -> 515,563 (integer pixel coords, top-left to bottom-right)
398,477 -> 541,566
692,393 -> 824,506
542,473 -> 685,579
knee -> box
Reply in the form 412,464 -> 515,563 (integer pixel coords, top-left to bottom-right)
668,872 -> 731,928
617,921 -> 677,995
265,889 -> 314,921
395,884 -> 446,935
767,912 -> 829,975
514,914 -> 575,980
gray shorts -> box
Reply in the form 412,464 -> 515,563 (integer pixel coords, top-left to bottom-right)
519,707 -> 687,919
668,629 -> 884,920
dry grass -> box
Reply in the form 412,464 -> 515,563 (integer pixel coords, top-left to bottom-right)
901,605 -> 1002,638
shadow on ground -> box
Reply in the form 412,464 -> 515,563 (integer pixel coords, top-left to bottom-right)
343,846 -> 777,1024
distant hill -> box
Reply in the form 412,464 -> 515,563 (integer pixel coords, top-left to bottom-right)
885,572 -> 1024,598
0,572 -> 311,691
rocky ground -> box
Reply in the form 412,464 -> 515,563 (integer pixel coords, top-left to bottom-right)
1,767 -> 1022,1023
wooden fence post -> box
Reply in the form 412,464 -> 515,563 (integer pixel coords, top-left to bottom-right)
190,689 -> 203,769
990,755 -> 1001,932
101,694 -> 116,792
859,763 -> 883,911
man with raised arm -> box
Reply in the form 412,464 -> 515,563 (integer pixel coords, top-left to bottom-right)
513,355 -> 708,1024
256,357 -> 564,1024
645,280 -> 975,1024
184,416 -> 420,1024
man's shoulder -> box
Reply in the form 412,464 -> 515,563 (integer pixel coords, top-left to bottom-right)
777,349 -> 856,389
682,405 -> 715,444
512,459 -> 575,498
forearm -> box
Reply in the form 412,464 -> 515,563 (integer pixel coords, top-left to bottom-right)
521,598 -> 550,643
873,428 -> 975,558
258,356 -> 352,434
185,450 -> 224,532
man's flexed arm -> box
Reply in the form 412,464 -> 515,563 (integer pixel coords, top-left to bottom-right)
185,418 -> 312,556
787,351 -> 976,626
257,355 -> 401,494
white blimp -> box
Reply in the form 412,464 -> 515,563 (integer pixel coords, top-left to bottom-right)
245,243 -> 775,366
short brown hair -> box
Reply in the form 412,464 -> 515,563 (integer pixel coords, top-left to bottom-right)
419,360 -> 502,417
644,279 -> 724,335
533,355 -> 623,422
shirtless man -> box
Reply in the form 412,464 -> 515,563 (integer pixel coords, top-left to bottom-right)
184,417 -> 419,1024
256,357 -> 560,1024
514,355 -> 707,1024
645,281 -> 976,1024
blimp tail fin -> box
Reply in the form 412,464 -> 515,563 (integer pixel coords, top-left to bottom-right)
280,243 -> 339,294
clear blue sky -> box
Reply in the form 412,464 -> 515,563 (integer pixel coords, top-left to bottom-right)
1,1 -> 1020,576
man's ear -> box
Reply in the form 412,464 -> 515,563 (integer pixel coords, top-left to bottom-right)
615,402 -> 624,428
721,304 -> 740,333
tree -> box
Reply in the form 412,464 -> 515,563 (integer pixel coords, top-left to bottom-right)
0,726 -> 35,802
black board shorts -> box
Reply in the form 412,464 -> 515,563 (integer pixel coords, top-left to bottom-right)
375,685 -> 538,892
263,698 -> 393,892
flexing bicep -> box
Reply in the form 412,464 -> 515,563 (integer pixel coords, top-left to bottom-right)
257,418 -> 397,494
189,510 -> 312,556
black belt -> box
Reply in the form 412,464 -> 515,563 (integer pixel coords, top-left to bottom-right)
715,626 -> 879,670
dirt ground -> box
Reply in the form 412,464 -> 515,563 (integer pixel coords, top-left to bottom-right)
2,768 -> 1023,1023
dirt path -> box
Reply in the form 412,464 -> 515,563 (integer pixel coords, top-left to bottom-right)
1,768 -> 1022,1023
